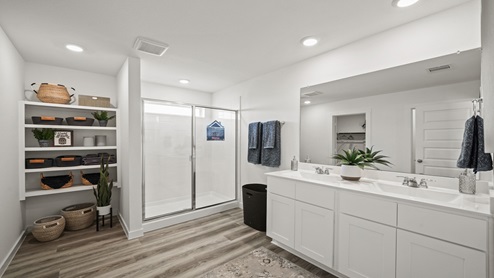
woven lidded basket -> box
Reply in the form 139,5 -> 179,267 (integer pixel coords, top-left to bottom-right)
31,83 -> 75,104
81,171 -> 100,185
40,172 -> 73,190
32,215 -> 65,242
61,203 -> 96,231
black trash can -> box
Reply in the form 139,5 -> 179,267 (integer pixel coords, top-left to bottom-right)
242,183 -> 267,232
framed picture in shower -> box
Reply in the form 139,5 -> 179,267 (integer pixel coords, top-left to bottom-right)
207,120 -> 224,141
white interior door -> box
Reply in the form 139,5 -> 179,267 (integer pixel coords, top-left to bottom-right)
414,101 -> 472,178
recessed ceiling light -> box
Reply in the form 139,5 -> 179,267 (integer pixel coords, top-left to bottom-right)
301,37 -> 318,47
392,0 -> 419,8
179,79 -> 190,84
65,44 -> 84,52
304,100 -> 311,105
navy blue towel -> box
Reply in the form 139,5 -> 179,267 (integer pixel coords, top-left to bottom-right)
261,120 -> 281,167
457,116 -> 493,173
247,122 -> 262,164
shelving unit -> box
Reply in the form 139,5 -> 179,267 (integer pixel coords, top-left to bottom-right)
19,101 -> 119,201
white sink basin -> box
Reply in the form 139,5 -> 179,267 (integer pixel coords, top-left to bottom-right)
374,182 -> 460,203
286,171 -> 342,183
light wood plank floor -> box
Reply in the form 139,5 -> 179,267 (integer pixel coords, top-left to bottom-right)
4,208 -> 336,278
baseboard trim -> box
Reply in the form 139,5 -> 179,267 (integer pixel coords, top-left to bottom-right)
118,213 -> 144,240
0,229 -> 26,277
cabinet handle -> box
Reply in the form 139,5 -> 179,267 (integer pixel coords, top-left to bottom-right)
61,157 -> 75,162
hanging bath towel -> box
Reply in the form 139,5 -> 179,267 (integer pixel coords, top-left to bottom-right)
457,116 -> 492,173
261,120 -> 281,167
247,122 -> 262,164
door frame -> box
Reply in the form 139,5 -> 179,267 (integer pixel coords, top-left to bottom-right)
141,98 -> 238,221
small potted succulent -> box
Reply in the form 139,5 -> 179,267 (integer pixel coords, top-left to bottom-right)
91,111 -> 115,127
93,156 -> 114,215
32,128 -> 55,147
332,147 -> 391,181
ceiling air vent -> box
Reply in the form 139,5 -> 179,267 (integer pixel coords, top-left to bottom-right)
428,64 -> 451,73
302,91 -> 323,97
133,37 -> 169,56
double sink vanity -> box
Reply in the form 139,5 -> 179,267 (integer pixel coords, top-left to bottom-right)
265,166 -> 494,278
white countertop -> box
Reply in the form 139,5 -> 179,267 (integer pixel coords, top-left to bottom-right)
266,170 -> 493,218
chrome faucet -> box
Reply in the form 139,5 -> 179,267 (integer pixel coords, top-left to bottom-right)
315,166 -> 332,175
419,178 -> 435,188
397,176 -> 418,187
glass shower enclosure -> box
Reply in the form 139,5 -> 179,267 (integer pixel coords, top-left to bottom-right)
142,99 -> 237,219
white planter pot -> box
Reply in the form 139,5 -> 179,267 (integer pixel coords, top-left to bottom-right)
340,165 -> 362,181
97,205 -> 111,216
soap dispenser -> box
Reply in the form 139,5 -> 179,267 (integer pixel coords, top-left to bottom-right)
291,156 -> 298,171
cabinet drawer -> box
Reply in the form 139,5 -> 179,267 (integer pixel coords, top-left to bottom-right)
267,177 -> 295,198
340,192 -> 397,226
296,181 -> 335,210
398,204 -> 487,251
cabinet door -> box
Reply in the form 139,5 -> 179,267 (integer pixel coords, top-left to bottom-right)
267,193 -> 295,248
397,230 -> 486,278
338,214 -> 396,278
295,201 -> 334,267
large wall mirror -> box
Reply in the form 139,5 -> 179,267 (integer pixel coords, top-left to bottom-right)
299,48 -> 487,178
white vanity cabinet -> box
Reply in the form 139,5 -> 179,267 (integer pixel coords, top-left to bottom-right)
337,192 -> 397,278
267,177 -> 335,266
295,198 -> 334,266
265,171 -> 492,278
396,204 -> 487,278
267,192 -> 295,248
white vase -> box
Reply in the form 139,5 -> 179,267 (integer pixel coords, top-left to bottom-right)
340,165 -> 362,181
97,205 -> 111,216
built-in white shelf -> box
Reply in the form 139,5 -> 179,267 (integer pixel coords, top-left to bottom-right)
25,124 -> 117,130
25,164 -> 117,173
19,100 -> 120,200
25,146 -> 117,152
25,182 -> 120,198
24,101 -> 118,112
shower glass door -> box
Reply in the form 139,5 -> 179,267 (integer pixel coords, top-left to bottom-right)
195,107 -> 237,209
143,100 -> 237,220
143,100 -> 193,219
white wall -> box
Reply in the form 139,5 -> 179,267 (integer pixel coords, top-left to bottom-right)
117,57 -> 143,239
23,63 -> 120,226
212,2 -> 481,189
0,25 -> 25,274
25,63 -> 117,107
482,0 -> 494,152
142,81 -> 212,106
301,80 -> 479,172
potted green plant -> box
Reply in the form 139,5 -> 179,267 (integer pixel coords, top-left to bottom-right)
332,147 -> 391,181
91,111 -> 115,127
92,156 -> 114,215
32,128 -> 55,147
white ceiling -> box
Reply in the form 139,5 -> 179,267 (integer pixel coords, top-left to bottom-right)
300,48 -> 481,106
0,0 -> 473,93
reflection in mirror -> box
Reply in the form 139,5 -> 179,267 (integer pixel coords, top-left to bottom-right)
300,48 -> 487,178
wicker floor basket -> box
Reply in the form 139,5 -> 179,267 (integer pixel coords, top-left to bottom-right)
32,215 -> 65,242
61,203 -> 96,231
